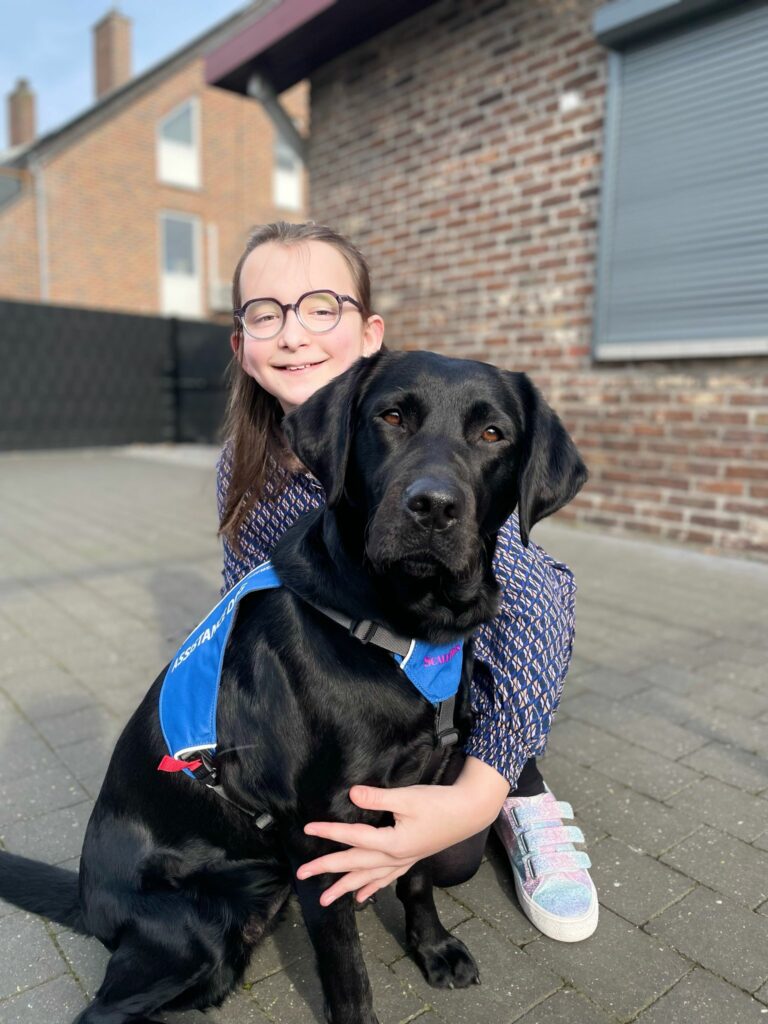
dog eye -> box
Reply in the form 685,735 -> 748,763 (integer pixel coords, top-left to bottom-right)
381,409 -> 403,426
481,426 -> 503,443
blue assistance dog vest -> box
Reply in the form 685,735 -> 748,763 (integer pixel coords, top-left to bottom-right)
158,560 -> 464,781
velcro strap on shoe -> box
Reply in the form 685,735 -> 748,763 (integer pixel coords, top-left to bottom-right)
512,798 -> 574,828
527,850 -> 591,879
519,825 -> 585,854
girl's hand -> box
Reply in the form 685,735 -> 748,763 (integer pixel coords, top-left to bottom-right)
296,757 -> 510,906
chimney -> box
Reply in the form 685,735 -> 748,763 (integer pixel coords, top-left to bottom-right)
7,78 -> 36,148
93,8 -> 132,100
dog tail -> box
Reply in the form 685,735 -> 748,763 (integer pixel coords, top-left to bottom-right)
0,851 -> 89,934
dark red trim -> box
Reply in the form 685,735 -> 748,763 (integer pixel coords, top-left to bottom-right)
205,0 -> 337,87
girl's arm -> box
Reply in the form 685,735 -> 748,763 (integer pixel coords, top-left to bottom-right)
297,756 -> 510,905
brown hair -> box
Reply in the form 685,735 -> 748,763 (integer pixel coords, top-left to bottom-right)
219,221 -> 374,549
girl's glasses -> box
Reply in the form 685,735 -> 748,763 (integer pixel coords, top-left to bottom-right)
234,290 -> 363,340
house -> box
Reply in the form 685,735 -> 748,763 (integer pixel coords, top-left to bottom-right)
0,4 -> 308,320
203,0 -> 768,558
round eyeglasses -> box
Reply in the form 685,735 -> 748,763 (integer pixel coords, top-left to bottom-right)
234,289 -> 363,341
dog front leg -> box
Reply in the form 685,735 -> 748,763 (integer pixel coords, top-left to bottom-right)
396,863 -> 479,989
293,871 -> 378,1024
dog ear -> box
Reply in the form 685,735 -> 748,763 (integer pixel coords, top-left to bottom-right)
505,372 -> 588,546
281,352 -> 384,507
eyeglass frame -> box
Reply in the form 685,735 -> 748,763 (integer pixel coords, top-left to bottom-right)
233,289 -> 364,340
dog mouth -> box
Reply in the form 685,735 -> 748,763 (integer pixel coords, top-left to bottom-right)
373,547 -> 461,580
395,552 -> 444,578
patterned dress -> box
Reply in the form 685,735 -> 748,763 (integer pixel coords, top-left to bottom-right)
216,447 -> 577,787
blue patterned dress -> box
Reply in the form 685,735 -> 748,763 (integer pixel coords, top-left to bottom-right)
216,447 -> 577,787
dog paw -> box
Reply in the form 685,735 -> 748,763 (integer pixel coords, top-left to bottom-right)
413,934 -> 480,989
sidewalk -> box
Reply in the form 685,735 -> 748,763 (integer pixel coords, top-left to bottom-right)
0,447 -> 766,1024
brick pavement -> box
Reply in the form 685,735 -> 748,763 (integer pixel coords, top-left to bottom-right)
0,447 -> 766,1024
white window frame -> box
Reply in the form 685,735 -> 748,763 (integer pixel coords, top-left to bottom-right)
157,97 -> 201,190
272,131 -> 303,211
159,211 -> 203,318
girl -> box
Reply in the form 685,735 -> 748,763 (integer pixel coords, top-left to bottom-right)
217,221 -> 598,943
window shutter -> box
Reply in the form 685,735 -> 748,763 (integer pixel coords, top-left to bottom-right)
595,0 -> 768,359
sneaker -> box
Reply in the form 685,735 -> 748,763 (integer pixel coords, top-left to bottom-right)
494,789 -> 598,942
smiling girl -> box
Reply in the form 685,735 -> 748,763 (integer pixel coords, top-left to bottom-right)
217,221 -> 598,943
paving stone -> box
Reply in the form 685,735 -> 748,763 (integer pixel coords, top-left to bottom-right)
513,987 -> 617,1024
591,745 -> 701,801
693,706 -> 768,758
660,826 -> 768,909
243,898 -> 316,982
34,705 -> 120,749
755,980 -> 768,1005
524,907 -> 688,1022
0,800 -> 93,864
537,752 -> 632,812
579,788 -> 701,857
0,766 -> 90,828
253,952 -> 425,1024
665,777 -> 768,843
696,642 -> 767,670
0,974 -> 87,1024
754,831 -> 768,853
631,664 -> 702,693
0,718 -> 63,782
55,736 -> 115,783
446,850 -> 538,947
163,989 -> 274,1023
646,885 -> 768,992
391,916 -> 561,1024
0,912 -> 68,998
562,665 -> 650,699
55,929 -> 110,999
0,643 -> 58,680
680,742 -> 768,795
590,837 -> 694,926
696,680 -> 768,721
0,668 -> 96,722
545,718 -> 626,768
635,966 -> 768,1023
564,692 -> 708,760
622,686 -> 700,726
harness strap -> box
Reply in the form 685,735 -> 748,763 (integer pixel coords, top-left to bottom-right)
306,602 -> 413,658
305,600 -> 461,773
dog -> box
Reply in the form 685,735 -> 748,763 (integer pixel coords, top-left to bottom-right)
0,349 -> 586,1024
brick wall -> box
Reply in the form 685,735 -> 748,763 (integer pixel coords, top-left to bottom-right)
0,62 -> 307,319
308,0 -> 768,558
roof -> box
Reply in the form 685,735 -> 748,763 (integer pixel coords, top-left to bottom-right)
1,1 -> 277,170
206,0 -> 441,96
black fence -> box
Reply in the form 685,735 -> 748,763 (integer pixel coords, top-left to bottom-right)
0,300 -> 232,450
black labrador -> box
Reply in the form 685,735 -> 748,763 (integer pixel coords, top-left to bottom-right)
0,349 -> 586,1024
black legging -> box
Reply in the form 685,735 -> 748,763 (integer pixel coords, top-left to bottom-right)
429,756 -> 545,888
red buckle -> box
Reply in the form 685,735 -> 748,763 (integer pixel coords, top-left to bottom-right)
157,754 -> 202,773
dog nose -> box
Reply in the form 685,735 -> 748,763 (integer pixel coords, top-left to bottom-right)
403,478 -> 463,531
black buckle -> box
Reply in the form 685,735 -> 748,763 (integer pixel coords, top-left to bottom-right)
349,619 -> 378,644
186,749 -> 218,783
436,728 -> 460,750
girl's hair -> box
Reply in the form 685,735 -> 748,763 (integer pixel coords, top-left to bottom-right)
219,221 -> 374,549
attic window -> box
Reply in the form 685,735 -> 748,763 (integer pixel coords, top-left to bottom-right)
157,98 -> 201,189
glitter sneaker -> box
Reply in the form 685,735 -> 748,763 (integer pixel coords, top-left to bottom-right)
494,789 -> 598,942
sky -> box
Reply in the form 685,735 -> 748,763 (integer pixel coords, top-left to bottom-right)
0,1 -> 252,149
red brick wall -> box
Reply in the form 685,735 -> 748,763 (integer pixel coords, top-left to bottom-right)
0,61 -> 307,319
308,0 -> 768,558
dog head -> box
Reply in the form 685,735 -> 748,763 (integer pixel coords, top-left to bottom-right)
282,350 -> 586,635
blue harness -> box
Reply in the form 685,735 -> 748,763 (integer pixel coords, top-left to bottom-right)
158,561 -> 464,794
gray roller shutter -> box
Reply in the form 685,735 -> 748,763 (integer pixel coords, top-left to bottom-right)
594,0 -> 768,360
